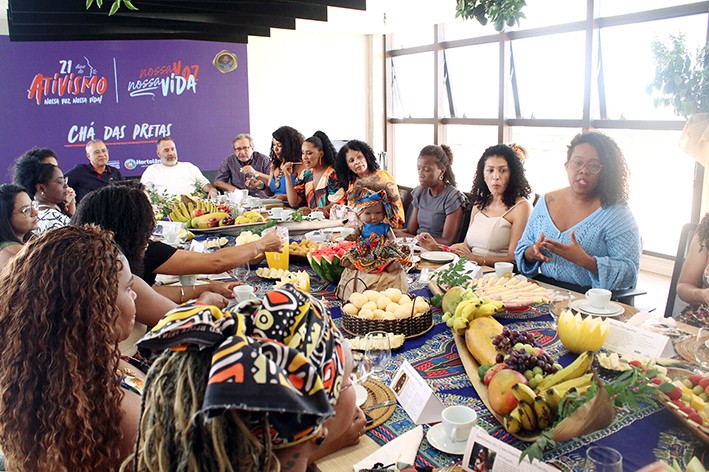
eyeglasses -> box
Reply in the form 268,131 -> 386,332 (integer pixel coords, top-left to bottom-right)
52,176 -> 68,186
568,159 -> 602,174
14,202 -> 37,217
91,149 -> 109,156
234,146 -> 252,152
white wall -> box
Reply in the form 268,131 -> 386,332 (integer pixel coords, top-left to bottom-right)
246,28 -> 376,155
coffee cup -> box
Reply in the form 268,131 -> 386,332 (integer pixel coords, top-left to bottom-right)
441,405 -> 477,443
494,262 -> 513,277
178,275 -> 197,286
163,232 -> 179,245
585,288 -> 612,309
270,207 -> 283,219
310,211 -> 325,220
233,284 -> 256,303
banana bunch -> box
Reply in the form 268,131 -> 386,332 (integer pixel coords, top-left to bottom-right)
234,210 -> 265,225
502,352 -> 595,433
168,201 -> 193,224
441,289 -> 504,335
167,198 -> 219,225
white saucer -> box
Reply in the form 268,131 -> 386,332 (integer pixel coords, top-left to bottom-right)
420,251 -> 457,263
354,384 -> 368,407
569,299 -> 624,317
426,423 -> 466,455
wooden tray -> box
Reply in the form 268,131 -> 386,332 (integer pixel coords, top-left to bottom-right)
453,332 -> 539,442
656,368 -> 709,446
191,220 -> 272,235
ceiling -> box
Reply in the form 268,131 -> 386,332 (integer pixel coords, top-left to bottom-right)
6,0 -> 369,42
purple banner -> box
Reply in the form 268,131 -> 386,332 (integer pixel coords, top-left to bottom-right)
0,37 -> 249,181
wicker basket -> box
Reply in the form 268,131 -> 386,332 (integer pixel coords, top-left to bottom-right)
341,294 -> 433,338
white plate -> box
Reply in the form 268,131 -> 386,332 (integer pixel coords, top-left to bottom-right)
354,384 -> 368,407
426,423 -> 466,455
420,251 -> 457,263
569,299 -> 624,317
304,227 -> 355,243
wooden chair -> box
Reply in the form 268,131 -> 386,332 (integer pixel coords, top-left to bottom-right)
397,185 -> 414,226
664,223 -> 699,317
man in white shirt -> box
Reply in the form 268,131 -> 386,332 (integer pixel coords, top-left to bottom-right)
141,136 -> 218,198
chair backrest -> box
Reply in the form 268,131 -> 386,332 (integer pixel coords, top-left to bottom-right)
455,192 -> 474,244
664,223 -> 699,318
203,169 -> 219,184
397,185 -> 414,226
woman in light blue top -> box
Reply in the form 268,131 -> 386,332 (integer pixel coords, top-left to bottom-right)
515,132 -> 640,290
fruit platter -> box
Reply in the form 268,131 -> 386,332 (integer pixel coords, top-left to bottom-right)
190,211 -> 270,234
653,369 -> 709,446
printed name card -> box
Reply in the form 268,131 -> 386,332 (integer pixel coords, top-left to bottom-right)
602,318 -> 674,358
189,239 -> 206,253
462,427 -> 556,471
389,361 -> 444,424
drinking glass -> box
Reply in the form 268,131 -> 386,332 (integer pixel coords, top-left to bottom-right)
364,330 -> 391,380
205,236 -> 220,253
584,446 -> 623,472
695,328 -> 709,370
230,261 -> 250,282
264,226 -> 289,270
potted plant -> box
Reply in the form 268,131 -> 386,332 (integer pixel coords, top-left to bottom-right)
650,34 -> 709,162
455,0 -> 527,31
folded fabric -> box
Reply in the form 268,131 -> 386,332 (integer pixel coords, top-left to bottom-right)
352,425 -> 423,472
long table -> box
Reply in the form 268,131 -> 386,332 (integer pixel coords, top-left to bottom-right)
191,236 -> 708,471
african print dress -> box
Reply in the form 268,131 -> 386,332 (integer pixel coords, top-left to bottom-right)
293,166 -> 345,209
343,222 -> 411,273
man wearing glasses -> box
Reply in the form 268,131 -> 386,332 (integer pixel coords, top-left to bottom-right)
65,140 -> 123,202
213,133 -> 270,196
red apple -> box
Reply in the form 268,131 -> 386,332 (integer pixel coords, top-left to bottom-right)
689,374 -> 703,386
484,363 -> 508,386
191,208 -> 205,218
488,370 -> 528,416
206,217 -> 219,228
698,377 -> 709,389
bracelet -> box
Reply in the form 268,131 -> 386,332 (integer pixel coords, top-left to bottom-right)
441,245 -> 451,252
258,181 -> 266,190
179,286 -> 185,304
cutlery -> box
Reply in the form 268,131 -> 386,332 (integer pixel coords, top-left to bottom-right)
362,400 -> 397,411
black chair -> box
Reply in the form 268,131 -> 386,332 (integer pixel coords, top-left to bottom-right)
664,223 -> 699,318
532,274 -> 647,307
397,185 -> 414,226
203,169 -> 219,184
454,192 -> 474,244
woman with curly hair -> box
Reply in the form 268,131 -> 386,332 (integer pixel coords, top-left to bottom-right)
247,126 -> 306,201
0,225 -> 139,471
14,158 -> 73,235
515,132 -> 641,290
333,140 -> 405,227
418,144 -> 532,266
396,144 -> 466,245
675,213 -> 709,326
132,285 -> 366,471
283,130 -> 346,217
0,184 -> 39,270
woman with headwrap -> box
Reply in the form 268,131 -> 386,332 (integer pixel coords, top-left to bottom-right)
132,284 -> 366,471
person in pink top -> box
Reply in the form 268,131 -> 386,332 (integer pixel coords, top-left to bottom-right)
418,144 -> 532,267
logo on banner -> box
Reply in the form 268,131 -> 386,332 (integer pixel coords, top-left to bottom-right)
124,159 -> 137,170
27,58 -> 109,106
127,60 -> 199,99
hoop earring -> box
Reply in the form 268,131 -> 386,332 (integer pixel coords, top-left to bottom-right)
439,175 -> 444,180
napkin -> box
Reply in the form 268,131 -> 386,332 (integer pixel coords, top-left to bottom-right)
352,426 -> 423,472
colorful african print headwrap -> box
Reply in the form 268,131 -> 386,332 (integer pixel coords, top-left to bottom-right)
137,292 -> 338,448
237,284 -> 345,406
353,187 -> 404,228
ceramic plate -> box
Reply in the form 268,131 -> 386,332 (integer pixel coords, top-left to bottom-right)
569,299 -> 624,317
426,423 -> 466,455
354,384 -> 368,407
420,251 -> 457,263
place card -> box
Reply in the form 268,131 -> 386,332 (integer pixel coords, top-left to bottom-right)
602,318 -> 675,358
462,427 -> 555,471
389,361 -> 444,424
189,239 -> 206,253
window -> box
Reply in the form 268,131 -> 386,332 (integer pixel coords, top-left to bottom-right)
445,125 -> 500,192
390,53 -> 434,118
517,0 -> 587,29
510,32 -> 587,119
390,124 -> 434,187
598,0 -> 701,17
442,44 -> 500,119
598,15 -> 709,120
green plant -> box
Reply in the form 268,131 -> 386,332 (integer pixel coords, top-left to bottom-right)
455,0 -> 527,31
650,34 -> 709,118
86,0 -> 138,16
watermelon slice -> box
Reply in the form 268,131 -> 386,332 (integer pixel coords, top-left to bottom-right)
307,241 -> 355,283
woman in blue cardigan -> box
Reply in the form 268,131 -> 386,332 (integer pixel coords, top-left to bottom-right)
515,132 -> 640,290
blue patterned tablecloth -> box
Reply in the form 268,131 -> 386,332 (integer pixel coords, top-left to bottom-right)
217,249 -> 708,471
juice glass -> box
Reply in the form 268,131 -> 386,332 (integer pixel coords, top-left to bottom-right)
264,226 -> 289,270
